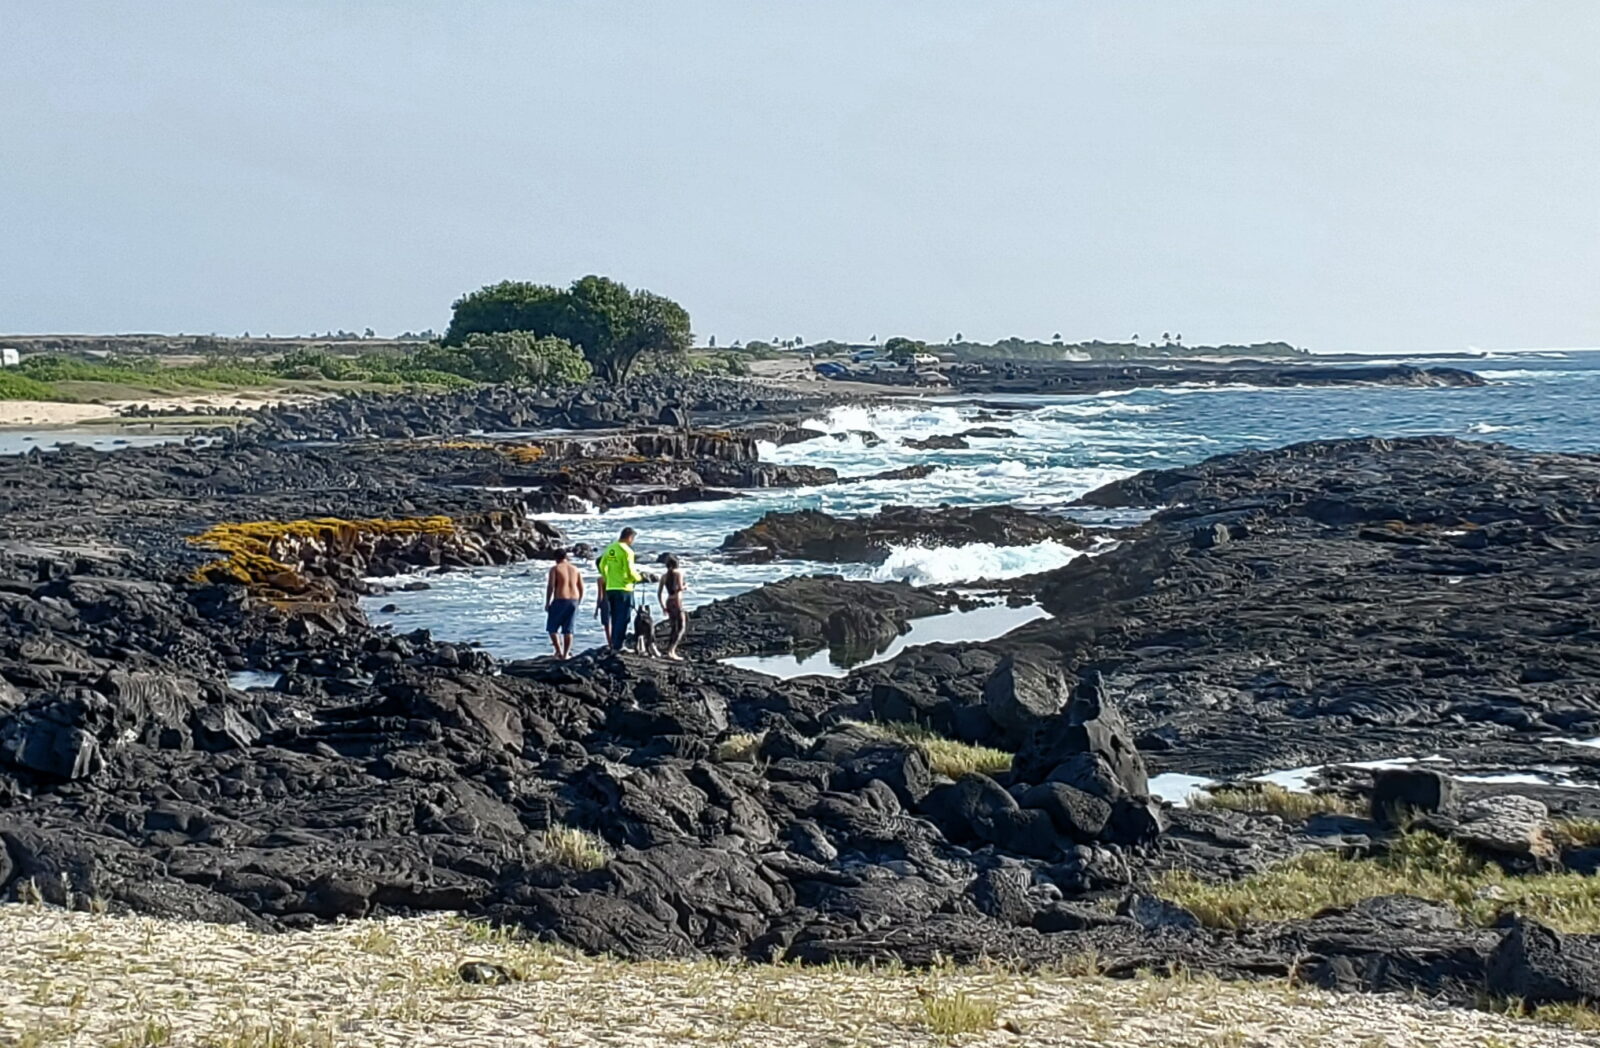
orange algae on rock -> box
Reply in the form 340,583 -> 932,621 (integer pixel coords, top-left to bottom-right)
436,439 -> 545,463
188,516 -> 456,587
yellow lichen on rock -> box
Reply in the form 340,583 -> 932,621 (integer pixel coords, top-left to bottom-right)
188,516 -> 456,587
505,444 -> 544,464
436,439 -> 544,464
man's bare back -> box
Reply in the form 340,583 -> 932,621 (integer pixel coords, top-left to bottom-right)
547,559 -> 583,600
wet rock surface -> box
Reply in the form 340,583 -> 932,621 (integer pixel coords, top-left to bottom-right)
3,423 -> 1600,1008
246,377 -> 843,441
946,436 -> 1600,781
0,424 -> 828,559
685,576 -> 957,660
720,504 -> 1092,563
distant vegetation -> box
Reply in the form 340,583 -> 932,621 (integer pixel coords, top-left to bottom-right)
15,354 -> 280,391
0,331 -> 738,403
0,370 -> 58,400
445,275 -> 692,381
944,337 -> 1308,362
883,336 -> 928,363
274,332 -> 593,387
0,280 -> 1312,405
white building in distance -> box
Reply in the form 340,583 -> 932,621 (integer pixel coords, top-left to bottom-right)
0,348 -> 19,368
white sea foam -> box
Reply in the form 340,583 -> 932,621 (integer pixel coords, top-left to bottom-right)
870,539 -> 1085,586
798,402 -> 970,441
1482,368 -> 1586,380
1466,422 -> 1512,434
1033,401 -> 1163,419
974,459 -> 1031,478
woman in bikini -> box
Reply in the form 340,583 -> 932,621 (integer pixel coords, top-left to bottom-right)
657,554 -> 689,660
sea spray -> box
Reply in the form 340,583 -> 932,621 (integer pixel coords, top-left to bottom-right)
871,539 -> 1086,586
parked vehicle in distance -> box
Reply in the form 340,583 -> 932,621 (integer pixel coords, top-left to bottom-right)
851,348 -> 878,363
912,353 -> 940,367
813,361 -> 849,378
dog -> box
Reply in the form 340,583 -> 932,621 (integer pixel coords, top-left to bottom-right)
632,604 -> 661,657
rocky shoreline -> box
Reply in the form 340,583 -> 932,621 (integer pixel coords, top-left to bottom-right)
847,360 -> 1486,395
4,376 -> 1600,1013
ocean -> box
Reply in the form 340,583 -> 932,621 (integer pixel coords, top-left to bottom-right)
364,351 -> 1600,663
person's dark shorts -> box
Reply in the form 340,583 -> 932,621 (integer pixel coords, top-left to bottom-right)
546,598 -> 579,635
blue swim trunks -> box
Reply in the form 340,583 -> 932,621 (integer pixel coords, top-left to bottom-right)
545,598 -> 578,635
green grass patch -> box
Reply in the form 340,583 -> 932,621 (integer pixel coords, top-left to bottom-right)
1191,782 -> 1365,821
19,354 -> 277,391
853,720 -> 1012,778
0,370 -> 63,400
1159,831 -> 1600,932
5,353 -> 469,405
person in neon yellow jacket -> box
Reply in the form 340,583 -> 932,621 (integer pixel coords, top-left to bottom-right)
597,527 -> 648,650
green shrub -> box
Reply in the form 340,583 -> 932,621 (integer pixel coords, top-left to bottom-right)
0,370 -> 62,400
20,354 -> 275,391
407,332 -> 591,384
272,349 -> 354,381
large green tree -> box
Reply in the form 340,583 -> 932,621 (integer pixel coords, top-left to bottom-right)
443,281 -> 567,345
605,289 -> 692,381
443,276 -> 691,382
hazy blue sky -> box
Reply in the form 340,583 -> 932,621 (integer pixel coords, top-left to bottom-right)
2,2 -> 1595,351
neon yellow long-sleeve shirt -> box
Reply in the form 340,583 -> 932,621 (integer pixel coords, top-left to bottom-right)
598,541 -> 643,592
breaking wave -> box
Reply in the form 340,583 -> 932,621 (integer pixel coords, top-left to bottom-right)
870,540 -> 1086,586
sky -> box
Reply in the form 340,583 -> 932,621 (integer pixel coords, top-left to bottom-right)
1,2 -> 1596,353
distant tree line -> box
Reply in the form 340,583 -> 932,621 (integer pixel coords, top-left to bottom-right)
444,276 -> 691,382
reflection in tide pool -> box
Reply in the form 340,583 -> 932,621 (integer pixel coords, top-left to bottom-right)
1154,751 -> 1600,809
722,602 -> 1051,679
1146,773 -> 1219,807
0,429 -> 207,455
228,670 -> 284,690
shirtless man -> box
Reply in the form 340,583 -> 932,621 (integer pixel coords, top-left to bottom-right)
544,550 -> 584,659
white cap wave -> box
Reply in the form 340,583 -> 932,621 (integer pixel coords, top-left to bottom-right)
871,539 -> 1086,586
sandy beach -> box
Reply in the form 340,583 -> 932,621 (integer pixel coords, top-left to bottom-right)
0,390 -> 328,429
0,904 -> 1583,1048
0,400 -> 118,426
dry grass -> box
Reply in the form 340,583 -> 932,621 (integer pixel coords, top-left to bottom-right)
853,721 -> 1012,778
1553,817 -> 1600,847
1482,997 -> 1600,1034
1159,832 -> 1600,932
1191,783 -> 1365,821
919,988 -> 999,1037
0,905 -> 1591,1047
715,731 -> 763,764
536,824 -> 610,871
201,1018 -> 338,1047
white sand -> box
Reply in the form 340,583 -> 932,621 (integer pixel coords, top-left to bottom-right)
0,400 -> 116,426
0,904 -> 1586,1047
0,391 -> 327,429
